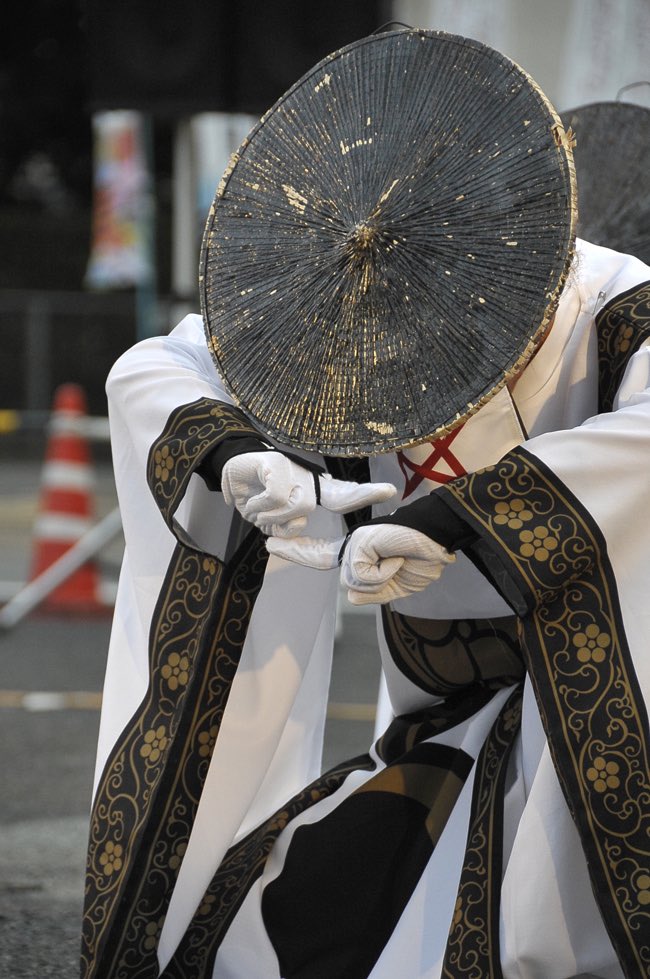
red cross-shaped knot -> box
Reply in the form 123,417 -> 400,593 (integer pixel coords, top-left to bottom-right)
397,424 -> 467,499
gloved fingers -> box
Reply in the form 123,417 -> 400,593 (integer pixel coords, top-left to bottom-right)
340,554 -> 404,590
220,452 -> 270,508
347,588 -> 385,606
339,523 -> 456,604
221,473 -> 255,509
265,535 -> 343,570
220,481 -> 235,508
241,475 -> 299,519
340,526 -> 403,591
258,515 -> 308,538
395,558 -> 449,590
346,580 -> 406,605
346,557 -> 449,605
242,464 -> 316,524
345,524 -> 456,563
346,564 -> 439,605
221,452 -> 318,526
319,476 -> 398,515
241,492 -> 286,521
243,494 -> 309,524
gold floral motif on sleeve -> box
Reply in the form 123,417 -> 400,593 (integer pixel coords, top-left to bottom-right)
597,279 -> 650,412
147,398 -> 265,532
442,447 -> 650,977
81,529 -> 268,979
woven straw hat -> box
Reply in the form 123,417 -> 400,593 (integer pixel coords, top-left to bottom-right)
561,100 -> 650,264
201,29 -> 577,456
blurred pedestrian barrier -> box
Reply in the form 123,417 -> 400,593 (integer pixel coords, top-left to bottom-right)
0,508 -> 121,631
0,406 -> 109,439
0,382 -> 121,631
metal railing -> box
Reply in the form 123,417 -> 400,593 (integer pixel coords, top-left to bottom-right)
0,288 -> 176,418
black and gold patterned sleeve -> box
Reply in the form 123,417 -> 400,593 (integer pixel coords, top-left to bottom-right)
438,447 -> 600,614
147,398 -> 265,546
440,448 -> 650,977
406,278 -> 650,614
597,279 -> 650,412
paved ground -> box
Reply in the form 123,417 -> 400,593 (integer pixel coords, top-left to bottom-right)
0,455 -> 381,977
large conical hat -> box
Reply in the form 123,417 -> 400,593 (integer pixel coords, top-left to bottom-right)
561,100 -> 650,263
201,29 -> 577,456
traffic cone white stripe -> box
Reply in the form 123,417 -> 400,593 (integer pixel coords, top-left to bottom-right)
34,514 -> 94,540
41,461 -> 95,491
28,382 -> 108,614
49,414 -> 91,436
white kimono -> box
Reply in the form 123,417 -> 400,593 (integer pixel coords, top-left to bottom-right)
82,239 -> 650,979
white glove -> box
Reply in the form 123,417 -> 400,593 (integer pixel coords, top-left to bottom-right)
266,523 -> 455,605
221,452 -> 397,537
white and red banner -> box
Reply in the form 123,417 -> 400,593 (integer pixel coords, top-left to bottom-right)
85,110 -> 153,290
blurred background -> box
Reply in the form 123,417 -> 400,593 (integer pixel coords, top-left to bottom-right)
1,0 -> 648,427
0,2 -> 648,976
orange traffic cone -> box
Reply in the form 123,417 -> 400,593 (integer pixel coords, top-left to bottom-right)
29,383 -> 107,614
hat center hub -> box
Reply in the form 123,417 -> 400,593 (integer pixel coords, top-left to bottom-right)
347,222 -> 378,257
353,222 -> 375,248
343,222 -> 382,294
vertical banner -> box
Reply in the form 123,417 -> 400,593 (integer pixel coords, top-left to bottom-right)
166,112 -> 257,324
85,110 -> 153,290
192,112 -> 258,233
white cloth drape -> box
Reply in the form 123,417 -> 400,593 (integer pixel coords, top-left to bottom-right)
392,0 -> 650,111
93,239 -> 650,978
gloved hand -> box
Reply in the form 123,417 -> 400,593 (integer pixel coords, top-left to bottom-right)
266,523 -> 455,604
221,452 -> 397,537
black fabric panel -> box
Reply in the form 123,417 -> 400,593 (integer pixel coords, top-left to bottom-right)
380,608 -> 523,698
373,489 -> 479,552
162,754 -> 376,979
262,743 -> 473,979
197,436 -> 272,490
376,687 -> 495,765
263,795 -> 432,979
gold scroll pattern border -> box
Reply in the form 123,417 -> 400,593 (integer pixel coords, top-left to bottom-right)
442,685 -> 523,979
82,399 -> 268,979
82,532 -> 268,979
147,397 -> 266,534
596,280 -> 650,414
443,448 -> 650,977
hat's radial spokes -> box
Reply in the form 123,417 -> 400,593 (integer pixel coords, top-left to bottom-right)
201,29 -> 576,455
